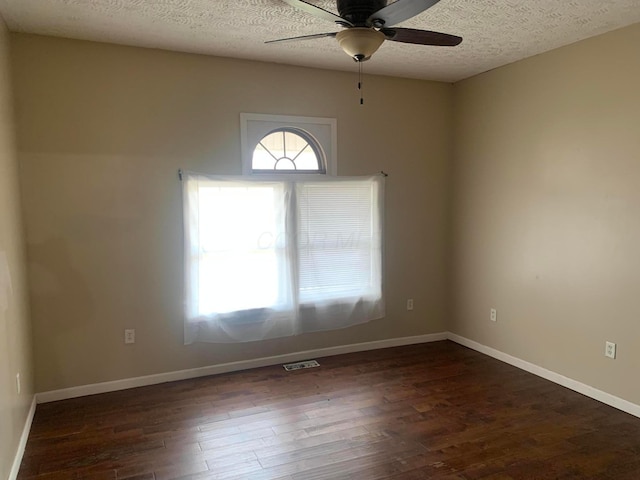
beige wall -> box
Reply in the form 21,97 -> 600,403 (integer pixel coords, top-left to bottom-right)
13,23 -> 639,409
452,24 -> 640,405
11,34 -> 453,392
0,18 -> 33,480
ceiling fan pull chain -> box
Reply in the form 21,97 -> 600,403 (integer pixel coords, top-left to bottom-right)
358,60 -> 364,105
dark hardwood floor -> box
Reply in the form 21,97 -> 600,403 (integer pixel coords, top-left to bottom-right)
18,341 -> 640,479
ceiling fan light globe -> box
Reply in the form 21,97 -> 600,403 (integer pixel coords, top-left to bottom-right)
336,28 -> 385,61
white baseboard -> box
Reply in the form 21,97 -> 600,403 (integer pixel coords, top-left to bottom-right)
447,332 -> 640,419
35,331 -> 639,420
36,332 -> 448,403
9,395 -> 36,480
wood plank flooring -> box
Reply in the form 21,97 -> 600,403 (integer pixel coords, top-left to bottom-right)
18,341 -> 640,479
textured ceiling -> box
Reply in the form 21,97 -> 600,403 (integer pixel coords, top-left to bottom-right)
0,0 -> 639,82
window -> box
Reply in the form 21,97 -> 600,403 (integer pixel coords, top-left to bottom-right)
252,128 -> 326,173
241,113 -> 337,175
182,173 -> 384,344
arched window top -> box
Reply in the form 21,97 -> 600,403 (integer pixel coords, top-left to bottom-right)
252,128 -> 326,174
241,113 -> 336,176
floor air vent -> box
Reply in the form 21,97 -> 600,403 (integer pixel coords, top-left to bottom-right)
283,360 -> 320,371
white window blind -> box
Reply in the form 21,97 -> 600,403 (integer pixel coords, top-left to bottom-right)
182,173 -> 384,344
297,182 -> 381,303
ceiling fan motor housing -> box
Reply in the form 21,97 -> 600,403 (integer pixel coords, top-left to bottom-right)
337,0 -> 387,26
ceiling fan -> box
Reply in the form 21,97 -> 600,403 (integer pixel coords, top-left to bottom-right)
266,0 -> 462,62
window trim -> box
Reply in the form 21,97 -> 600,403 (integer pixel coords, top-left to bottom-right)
240,113 -> 337,176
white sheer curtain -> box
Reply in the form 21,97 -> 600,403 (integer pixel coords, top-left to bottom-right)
182,172 -> 384,344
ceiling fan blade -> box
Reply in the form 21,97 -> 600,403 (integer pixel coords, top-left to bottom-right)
382,27 -> 462,46
367,0 -> 441,27
265,32 -> 338,44
279,0 -> 352,26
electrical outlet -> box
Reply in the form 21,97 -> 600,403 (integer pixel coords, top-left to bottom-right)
406,299 -> 414,311
490,308 -> 497,322
16,373 -> 21,394
605,341 -> 616,359
124,329 -> 136,344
